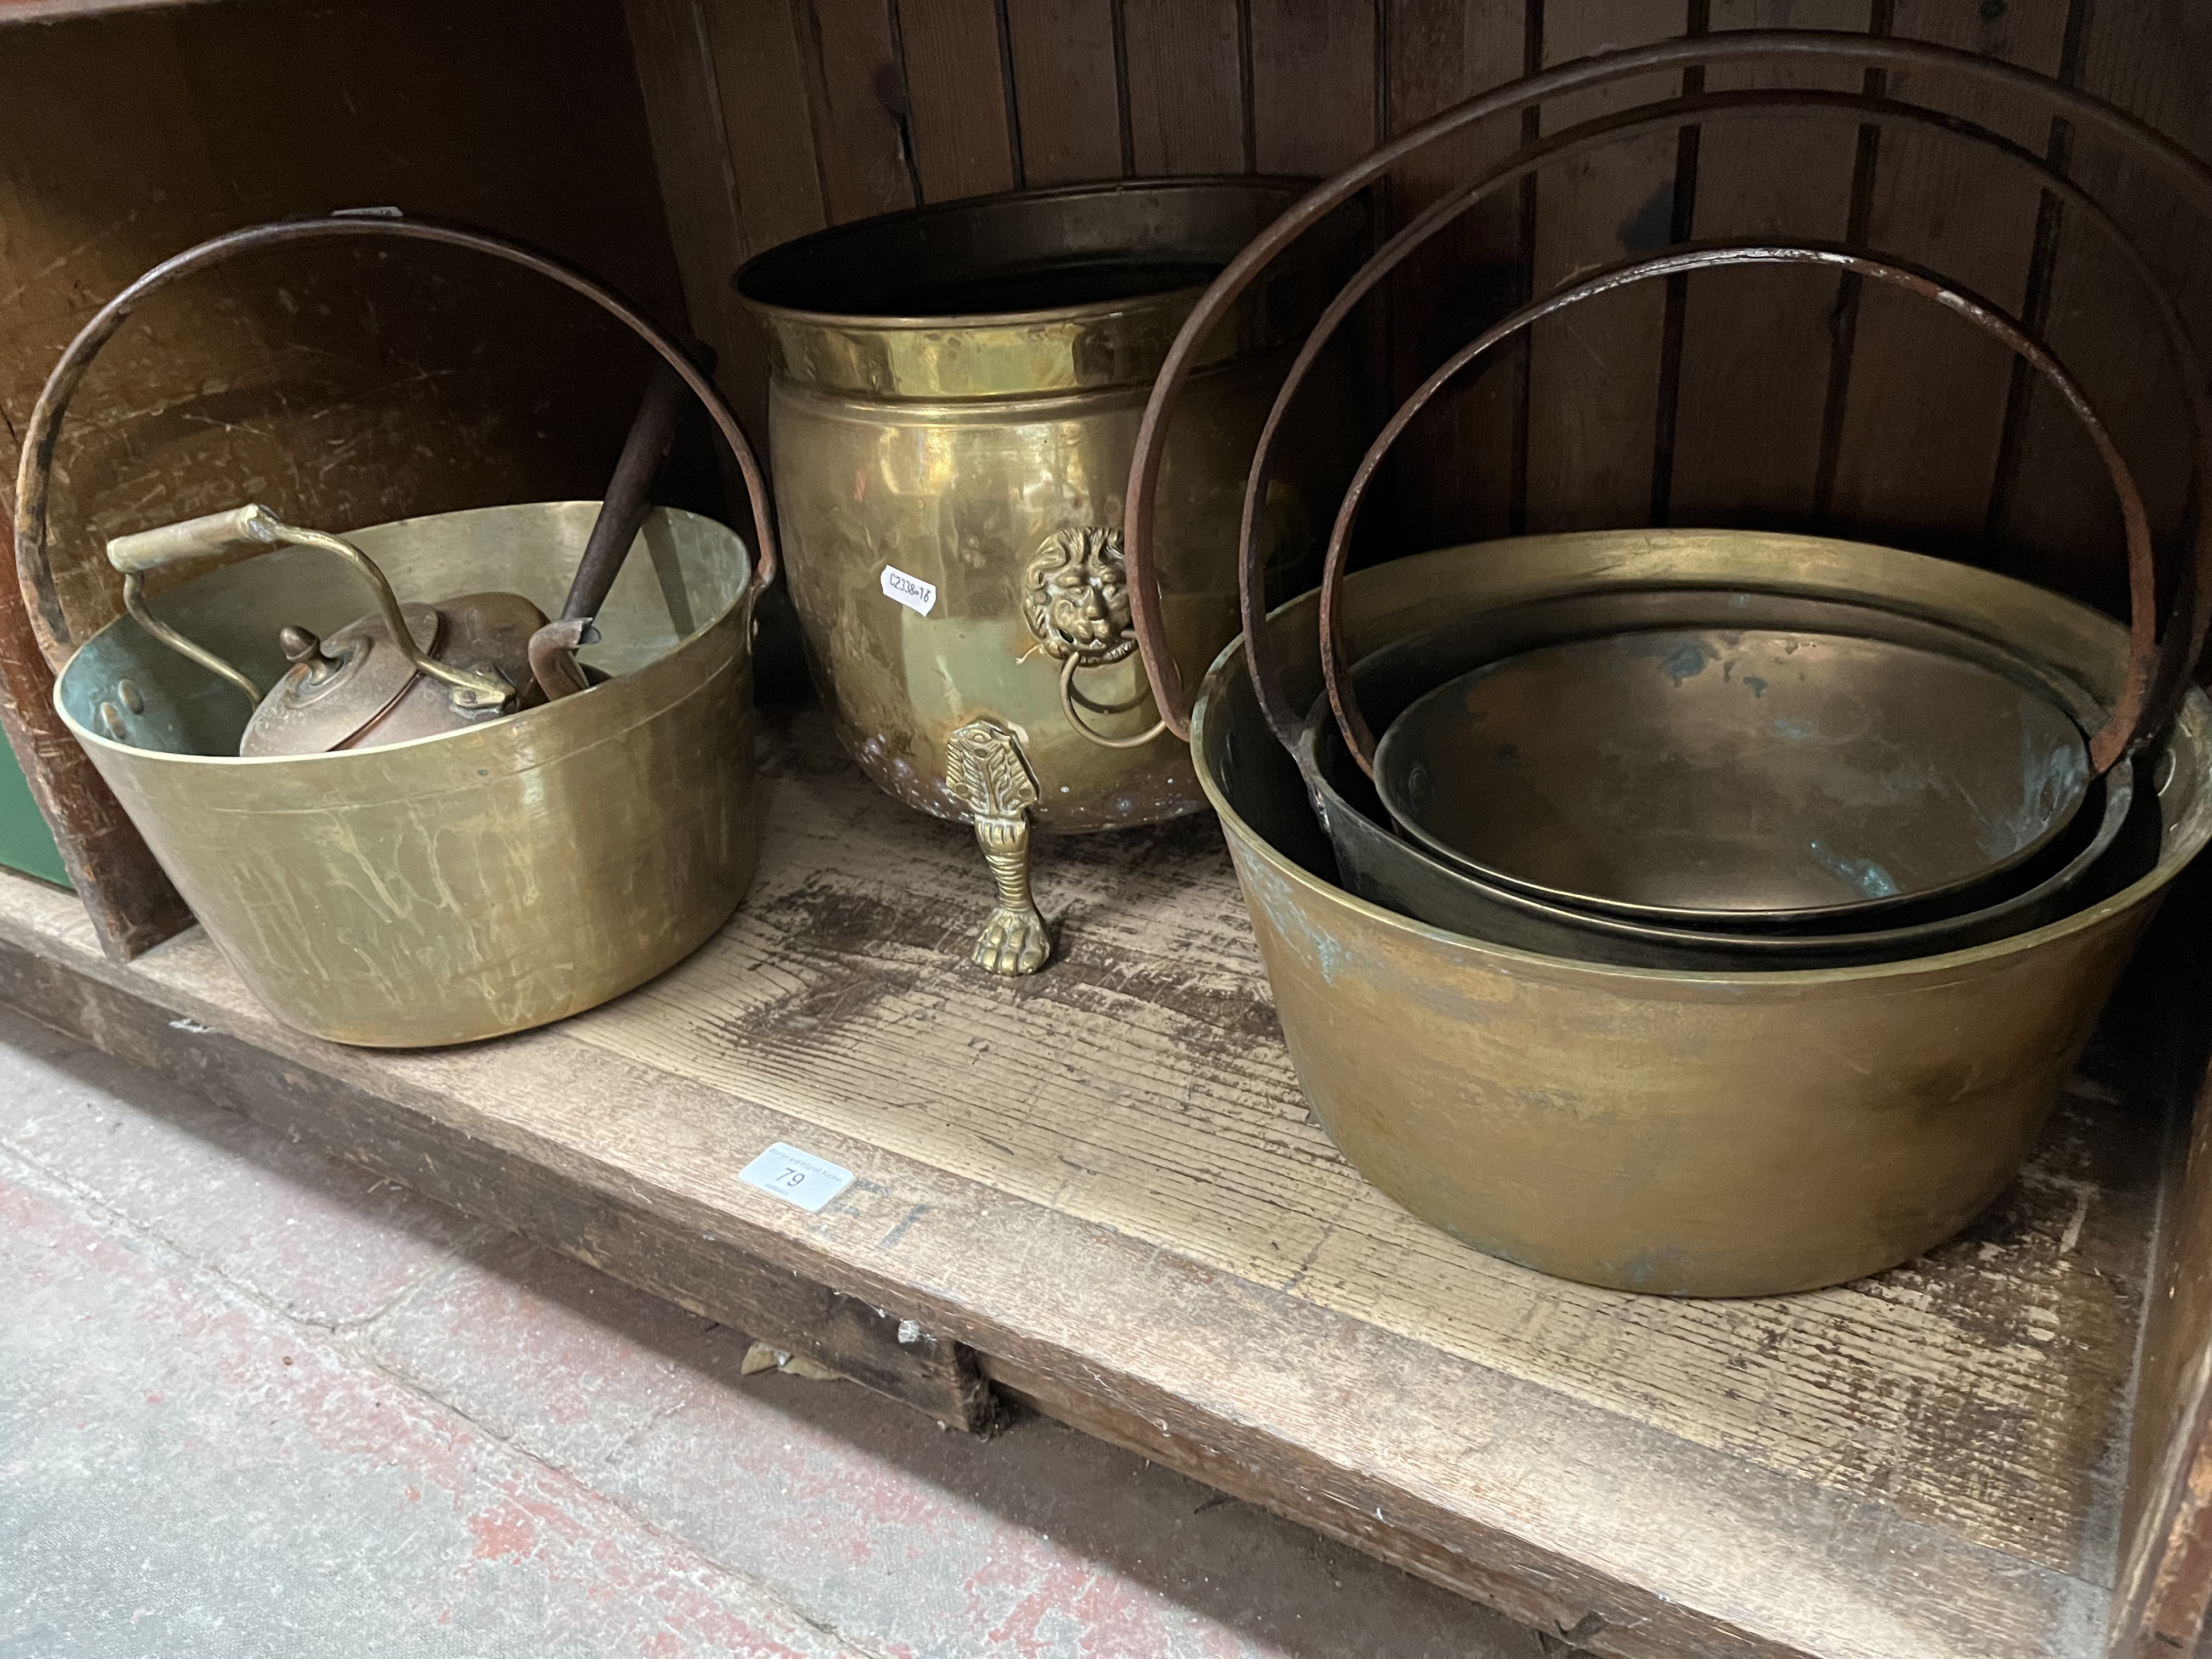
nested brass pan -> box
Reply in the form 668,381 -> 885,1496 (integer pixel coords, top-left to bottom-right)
1373,621 -> 2094,929
1302,588 -> 2137,971
1194,532 -> 2212,1295
1313,245 -> 2161,939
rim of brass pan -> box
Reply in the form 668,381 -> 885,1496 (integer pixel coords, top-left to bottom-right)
1194,530 -> 2212,986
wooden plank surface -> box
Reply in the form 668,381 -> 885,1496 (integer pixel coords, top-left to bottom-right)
1247,0 -> 1376,178
0,908 -> 995,1427
1379,0 -> 1528,551
1668,0 -> 1872,531
1001,0 -> 1126,187
1997,0 -> 2209,624
894,0 -> 1018,202
0,703 -> 2169,1658
792,0 -> 916,221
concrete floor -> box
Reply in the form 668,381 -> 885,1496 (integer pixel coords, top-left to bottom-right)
0,1001 -> 1578,1658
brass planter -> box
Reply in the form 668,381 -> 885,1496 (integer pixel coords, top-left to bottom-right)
56,503 -> 760,1048
1193,530 -> 2212,1296
736,178 -> 1361,973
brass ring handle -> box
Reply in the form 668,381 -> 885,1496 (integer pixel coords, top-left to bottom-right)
1314,244 -> 2159,780
15,210 -> 778,673
105,503 -> 515,714
1023,525 -> 1165,750
1057,653 -> 1168,750
1121,28 -> 2212,742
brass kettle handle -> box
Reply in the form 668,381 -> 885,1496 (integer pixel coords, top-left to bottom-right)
105,503 -> 515,715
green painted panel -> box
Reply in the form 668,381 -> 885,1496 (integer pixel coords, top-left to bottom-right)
0,737 -> 70,889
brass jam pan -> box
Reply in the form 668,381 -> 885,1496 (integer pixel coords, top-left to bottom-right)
1299,588 -> 2137,972
1371,618 -> 2092,929
1192,532 -> 2211,1295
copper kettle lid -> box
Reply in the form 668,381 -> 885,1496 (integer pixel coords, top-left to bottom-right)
239,588 -> 552,758
240,604 -> 444,757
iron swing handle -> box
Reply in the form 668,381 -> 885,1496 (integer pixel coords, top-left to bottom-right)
1120,28 -> 2212,749
1311,243 -> 2161,781
17,211 -> 779,679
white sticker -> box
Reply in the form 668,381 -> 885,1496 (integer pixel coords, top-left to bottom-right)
739,1142 -> 856,1213
879,564 -> 938,616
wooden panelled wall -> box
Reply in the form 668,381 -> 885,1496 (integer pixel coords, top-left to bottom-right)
625,0 -> 2212,625
0,0 -> 692,653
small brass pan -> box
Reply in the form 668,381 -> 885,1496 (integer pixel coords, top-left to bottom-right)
1297,588 -> 2137,971
1373,620 -> 2090,929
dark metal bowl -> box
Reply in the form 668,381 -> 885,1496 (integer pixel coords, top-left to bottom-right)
1299,589 -> 2137,971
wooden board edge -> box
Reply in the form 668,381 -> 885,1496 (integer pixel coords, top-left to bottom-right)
0,917 -> 994,1430
0,871 -> 2117,1659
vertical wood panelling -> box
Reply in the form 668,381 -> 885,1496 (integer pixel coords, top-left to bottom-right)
1668,0 -> 1871,529
1825,0 -> 2068,556
1248,0 -> 1376,178
793,0 -> 916,221
1381,0 -> 1527,549
1119,0 -> 1245,175
896,0 -> 1018,201
702,0 -> 828,254
620,0 -> 752,375
2000,0 -> 2208,620
1002,0 -> 1126,185
1523,3 -> 1690,534
695,0 -> 827,442
640,0 -> 2203,607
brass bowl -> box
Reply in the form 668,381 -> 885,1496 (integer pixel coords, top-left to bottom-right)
735,177 -> 1363,973
1194,529 -> 2212,1295
1373,622 -> 2091,926
1305,588 -> 2135,969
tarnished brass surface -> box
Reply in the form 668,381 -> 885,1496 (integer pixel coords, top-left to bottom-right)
54,502 -> 760,1047
1375,623 -> 2091,922
1192,529 -> 2212,1296
1303,588 -> 2134,969
735,178 -> 1361,838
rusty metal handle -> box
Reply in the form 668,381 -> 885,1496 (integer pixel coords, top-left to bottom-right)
1316,243 -> 2158,780
1121,28 -> 2212,742
1227,87 -> 2212,757
15,210 -> 778,672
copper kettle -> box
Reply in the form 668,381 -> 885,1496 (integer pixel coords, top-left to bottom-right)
106,353 -> 702,758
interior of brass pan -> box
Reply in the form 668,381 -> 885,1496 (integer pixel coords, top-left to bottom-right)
1289,587 -> 2136,969
1370,623 -> 2094,927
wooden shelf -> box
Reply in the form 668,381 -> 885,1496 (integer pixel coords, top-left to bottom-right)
0,703 -> 2190,1659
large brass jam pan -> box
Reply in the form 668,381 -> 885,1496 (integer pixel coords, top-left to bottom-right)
1193,531 -> 2212,1296
736,178 -> 1362,974
57,504 -> 761,1048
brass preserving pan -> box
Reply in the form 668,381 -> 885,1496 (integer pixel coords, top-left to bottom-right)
1193,532 -> 2212,1296
25,216 -> 777,1047
55,504 -> 760,1047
